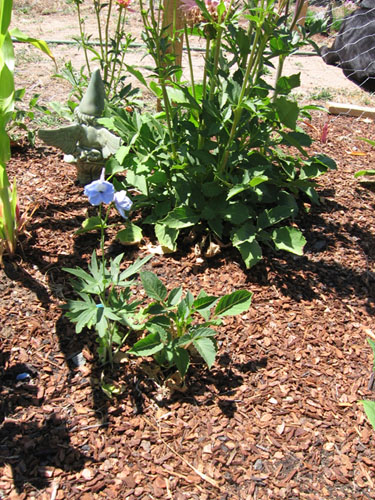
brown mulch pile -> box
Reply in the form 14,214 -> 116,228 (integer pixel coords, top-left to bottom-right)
1,112 -> 375,499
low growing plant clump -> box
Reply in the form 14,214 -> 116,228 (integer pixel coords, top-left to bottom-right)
64,170 -> 252,381
98,0 -> 336,267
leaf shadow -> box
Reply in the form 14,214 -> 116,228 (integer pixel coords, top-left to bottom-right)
0,361 -> 88,494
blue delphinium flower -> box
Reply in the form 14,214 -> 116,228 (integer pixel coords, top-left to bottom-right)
84,169 -> 114,205
114,190 -> 133,218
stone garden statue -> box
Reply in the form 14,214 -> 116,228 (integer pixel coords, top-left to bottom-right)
38,69 -> 122,185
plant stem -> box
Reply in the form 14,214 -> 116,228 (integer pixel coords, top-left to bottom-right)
94,0 -> 105,70
75,0 -> 91,75
217,22 -> 262,175
108,6 -> 126,93
104,0 -> 113,83
198,37 -> 211,149
142,0 -> 177,159
184,23 -> 196,101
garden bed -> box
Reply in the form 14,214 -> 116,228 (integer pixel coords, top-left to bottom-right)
2,0 -> 375,498
1,111 -> 375,499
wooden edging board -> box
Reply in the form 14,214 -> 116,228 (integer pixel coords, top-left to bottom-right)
327,102 -> 375,119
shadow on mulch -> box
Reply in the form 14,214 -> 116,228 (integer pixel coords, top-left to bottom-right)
55,314 -> 112,423
119,354 -> 268,418
0,358 -> 88,494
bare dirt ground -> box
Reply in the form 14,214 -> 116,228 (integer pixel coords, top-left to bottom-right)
2,2 -> 375,499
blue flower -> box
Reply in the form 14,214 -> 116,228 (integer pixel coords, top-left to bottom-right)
114,190 -> 133,218
84,169 -> 114,205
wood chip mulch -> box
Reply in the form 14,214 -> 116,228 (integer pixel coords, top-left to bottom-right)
1,112 -> 375,499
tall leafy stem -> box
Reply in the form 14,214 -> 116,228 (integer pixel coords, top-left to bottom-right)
0,0 -> 54,263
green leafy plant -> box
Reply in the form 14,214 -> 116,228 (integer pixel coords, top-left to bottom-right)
0,0 -> 54,264
360,338 -> 375,432
63,168 -> 150,365
7,91 -> 51,146
102,0 -> 336,268
71,0 -> 135,101
64,251 -> 152,365
129,271 -> 252,377
304,9 -> 329,34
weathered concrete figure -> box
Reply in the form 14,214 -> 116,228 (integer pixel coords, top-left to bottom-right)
320,0 -> 375,91
38,69 -> 122,184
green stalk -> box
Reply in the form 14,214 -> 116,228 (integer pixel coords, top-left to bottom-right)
217,23 -> 262,175
108,6 -> 125,93
143,0 -> 177,159
273,0 -> 303,102
0,164 -> 16,258
104,0 -> 113,83
208,27 -> 223,101
184,24 -> 196,100
76,0 -> 91,75
94,0 -> 105,69
201,36 -> 211,101
197,37 -> 211,149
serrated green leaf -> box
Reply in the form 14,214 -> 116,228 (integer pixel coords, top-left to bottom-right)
193,337 -> 217,368
167,286 -> 183,307
140,270 -> 167,302
215,290 -> 253,317
173,347 -> 190,377
193,295 -> 218,312
257,204 -> 297,230
128,332 -> 164,356
191,327 -> 217,338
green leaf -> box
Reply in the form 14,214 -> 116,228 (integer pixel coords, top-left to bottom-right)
355,170 -> 375,178
9,28 -> 55,63
167,286 -> 183,307
155,223 -> 178,252
215,290 -> 253,317
367,338 -> 375,371
361,400 -> 375,431
223,203 -> 249,224
191,327 -> 217,338
128,332 -> 164,356
274,97 -> 299,129
271,226 -> 306,255
193,296 -> 218,312
173,347 -> 190,377
159,206 -> 199,229
236,240 -> 263,268
140,270 -> 168,302
116,223 -> 143,244
257,204 -> 297,230
125,64 -> 148,88
118,254 -> 152,281
193,337 -> 217,368
75,216 -> 104,234
231,221 -> 257,246
275,73 -> 301,94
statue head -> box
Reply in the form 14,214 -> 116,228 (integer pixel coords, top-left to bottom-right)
74,69 -> 106,125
